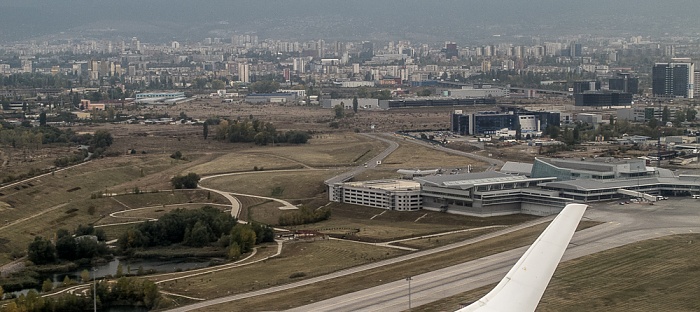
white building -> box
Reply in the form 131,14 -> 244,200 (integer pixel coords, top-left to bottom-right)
238,63 -> 250,83
329,180 -> 422,211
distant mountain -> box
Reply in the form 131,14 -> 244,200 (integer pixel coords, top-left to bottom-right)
1,0 -> 699,43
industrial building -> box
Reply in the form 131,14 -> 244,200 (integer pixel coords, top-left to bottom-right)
135,91 -> 185,99
134,91 -> 187,104
380,97 -> 496,109
574,91 -> 633,107
244,93 -> 298,103
440,85 -> 509,98
321,98 -> 379,109
451,109 -> 560,136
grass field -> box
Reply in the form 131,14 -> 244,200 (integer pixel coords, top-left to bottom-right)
381,136 -> 490,171
186,152 -> 302,175
246,200 -> 286,225
0,155 -> 232,264
188,221 -> 559,311
201,169 -> 342,200
250,133 -> 386,167
285,203 -> 539,243
110,203 -> 230,221
410,234 -> 700,312
391,227 -> 504,249
156,239 -> 407,300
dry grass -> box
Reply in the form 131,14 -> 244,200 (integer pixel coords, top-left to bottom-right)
187,152 -> 302,175
246,200 -> 286,225
392,227 -> 504,249
156,239 -> 407,300
411,234 -> 700,312
200,169 -> 343,200
284,203 -> 539,243
0,154 -> 233,264
189,221 -> 555,311
382,136 -> 490,170
111,203 -> 229,220
246,133 -> 386,167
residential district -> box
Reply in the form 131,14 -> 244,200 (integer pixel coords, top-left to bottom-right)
2,32 -> 700,311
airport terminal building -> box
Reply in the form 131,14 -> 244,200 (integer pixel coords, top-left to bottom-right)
329,172 -> 572,216
415,172 -> 571,216
532,157 -> 700,201
328,157 -> 700,217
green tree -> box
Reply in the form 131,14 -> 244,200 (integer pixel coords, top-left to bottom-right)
170,151 -> 183,160
648,117 -> 659,129
91,130 -> 113,149
80,269 -> 90,283
662,106 -> 670,123
686,108 -> 697,121
211,79 -> 226,90
116,263 -> 124,277
228,242 -> 241,260
230,224 -> 256,253
334,104 -> 345,119
42,279 -> 53,293
249,80 -> 280,93
417,88 -> 432,96
674,109 -> 686,125
184,220 -> 215,247
352,96 -> 358,113
62,276 -> 74,287
27,237 -> 56,265
55,235 -> 78,260
39,112 -> 47,126
203,122 -> 209,140
142,280 -> 160,308
171,173 -> 201,189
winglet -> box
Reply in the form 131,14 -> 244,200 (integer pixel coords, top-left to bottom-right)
456,203 -> 588,312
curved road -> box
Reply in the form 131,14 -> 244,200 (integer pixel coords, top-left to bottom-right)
324,133 -> 400,185
391,133 -> 505,168
164,134 -> 700,312
164,199 -> 700,312
199,169 -> 328,219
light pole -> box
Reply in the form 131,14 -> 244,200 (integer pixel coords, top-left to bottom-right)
406,276 -> 413,310
93,267 -> 97,312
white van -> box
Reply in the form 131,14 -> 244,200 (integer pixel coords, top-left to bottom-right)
692,194 -> 700,199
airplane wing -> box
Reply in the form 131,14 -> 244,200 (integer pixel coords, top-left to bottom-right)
456,203 -> 588,312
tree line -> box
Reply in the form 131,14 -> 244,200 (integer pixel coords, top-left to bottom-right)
278,206 -> 331,226
117,206 -> 274,259
27,225 -> 109,265
213,118 -> 310,145
3,277 -> 159,312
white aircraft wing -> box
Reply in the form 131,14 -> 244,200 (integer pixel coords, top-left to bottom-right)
456,203 -> 588,312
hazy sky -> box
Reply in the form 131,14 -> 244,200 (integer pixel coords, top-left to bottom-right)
1,0 -> 699,43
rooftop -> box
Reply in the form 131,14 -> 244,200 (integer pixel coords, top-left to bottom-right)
344,179 -> 421,191
537,157 -> 646,173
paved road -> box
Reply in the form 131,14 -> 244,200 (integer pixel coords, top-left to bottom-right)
163,134 -> 697,312
324,133 -> 399,185
392,133 -> 505,168
286,199 -> 700,311
199,169 -> 326,219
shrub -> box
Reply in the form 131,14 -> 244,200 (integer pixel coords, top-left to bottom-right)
171,173 -> 200,189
